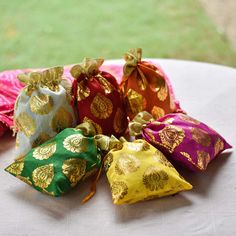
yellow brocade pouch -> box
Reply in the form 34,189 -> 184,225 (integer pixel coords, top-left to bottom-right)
105,139 -> 192,204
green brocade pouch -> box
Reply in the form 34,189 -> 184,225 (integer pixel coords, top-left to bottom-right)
5,123 -> 101,197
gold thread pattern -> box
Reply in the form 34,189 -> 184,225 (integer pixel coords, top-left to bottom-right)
157,82 -> 168,101
62,158 -> 86,186
6,160 -> 24,176
126,89 -> 145,115
63,134 -> 87,153
115,154 -> 141,175
77,81 -> 90,101
33,142 -> 57,160
197,150 -> 210,170
143,166 -> 169,191
159,125 -> 185,153
151,106 -> 165,119
179,114 -> 201,125
111,181 -> 128,202
32,133 -> 51,148
90,93 -> 113,119
51,107 -> 73,133
104,153 -> 113,172
29,93 -> 54,115
191,128 -> 211,147
15,112 -> 36,137
82,117 -> 103,134
113,108 -> 126,133
153,150 -> 174,168
32,164 -> 54,189
214,138 -> 224,156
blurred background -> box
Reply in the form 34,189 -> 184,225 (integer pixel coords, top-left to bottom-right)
0,0 -> 235,70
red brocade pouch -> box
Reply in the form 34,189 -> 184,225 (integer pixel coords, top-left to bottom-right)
71,58 -> 128,137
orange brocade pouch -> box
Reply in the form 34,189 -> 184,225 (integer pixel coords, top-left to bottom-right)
120,48 -> 179,120
71,58 -> 128,137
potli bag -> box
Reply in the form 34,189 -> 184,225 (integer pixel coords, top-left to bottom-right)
120,48 -> 180,120
14,67 -> 76,159
71,58 -> 128,137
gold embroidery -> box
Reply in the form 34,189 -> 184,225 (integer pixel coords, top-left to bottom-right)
16,176 -> 32,186
104,153 -> 113,172
126,141 -> 150,152
32,133 -> 51,148
90,93 -> 113,119
15,112 -> 36,137
6,160 -> 24,176
51,107 -> 73,133
159,125 -> 185,153
180,152 -> 192,161
33,142 -> 56,160
143,166 -> 169,191
29,93 -> 54,115
62,158 -> 86,186
111,181 -> 128,202
153,150 -> 174,168
151,106 -> 165,119
96,74 -> 115,94
63,134 -> 87,153
126,89 -> 145,115
32,164 -> 54,189
77,81 -> 90,101
115,154 -> 140,175
191,128 -> 211,147
82,117 -> 103,134
113,108 -> 126,133
179,114 -> 201,125
214,138 -> 224,156
197,150 -> 210,170
157,82 -> 168,101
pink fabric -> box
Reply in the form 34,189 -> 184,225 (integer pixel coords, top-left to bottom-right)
0,61 -> 181,137
142,113 -> 232,171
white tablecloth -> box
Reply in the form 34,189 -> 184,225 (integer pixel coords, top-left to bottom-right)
0,59 -> 235,236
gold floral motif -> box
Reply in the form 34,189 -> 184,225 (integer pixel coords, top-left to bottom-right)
6,160 -> 24,176
51,107 -> 73,133
82,117 -> 103,134
113,108 -> 126,133
180,152 -> 193,161
15,112 -> 36,137
96,74 -> 114,94
115,154 -> 140,175
214,138 -> 224,156
29,93 -> 54,115
153,150 -> 174,168
90,93 -> 113,119
126,141 -> 150,152
33,142 -> 56,160
62,158 -> 86,186
126,89 -> 145,115
143,166 -> 169,191
191,128 -> 211,147
159,125 -> 185,153
32,133 -> 51,148
104,153 -> 113,172
157,82 -> 168,101
16,176 -> 32,186
77,81 -> 90,101
179,114 -> 201,125
151,106 -> 165,119
197,150 -> 211,170
32,164 -> 54,189
63,134 -> 88,153
111,181 -> 128,202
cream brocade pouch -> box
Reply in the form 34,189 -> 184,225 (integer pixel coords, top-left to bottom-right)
105,139 -> 192,204
14,67 -> 76,159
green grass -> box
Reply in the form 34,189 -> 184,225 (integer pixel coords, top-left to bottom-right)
0,0 -> 235,70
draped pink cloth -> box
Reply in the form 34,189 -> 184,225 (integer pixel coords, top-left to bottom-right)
0,61 -> 182,137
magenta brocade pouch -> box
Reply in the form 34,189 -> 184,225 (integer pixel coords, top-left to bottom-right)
140,113 -> 232,171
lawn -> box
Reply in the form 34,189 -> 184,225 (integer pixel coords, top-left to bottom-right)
0,0 -> 235,71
